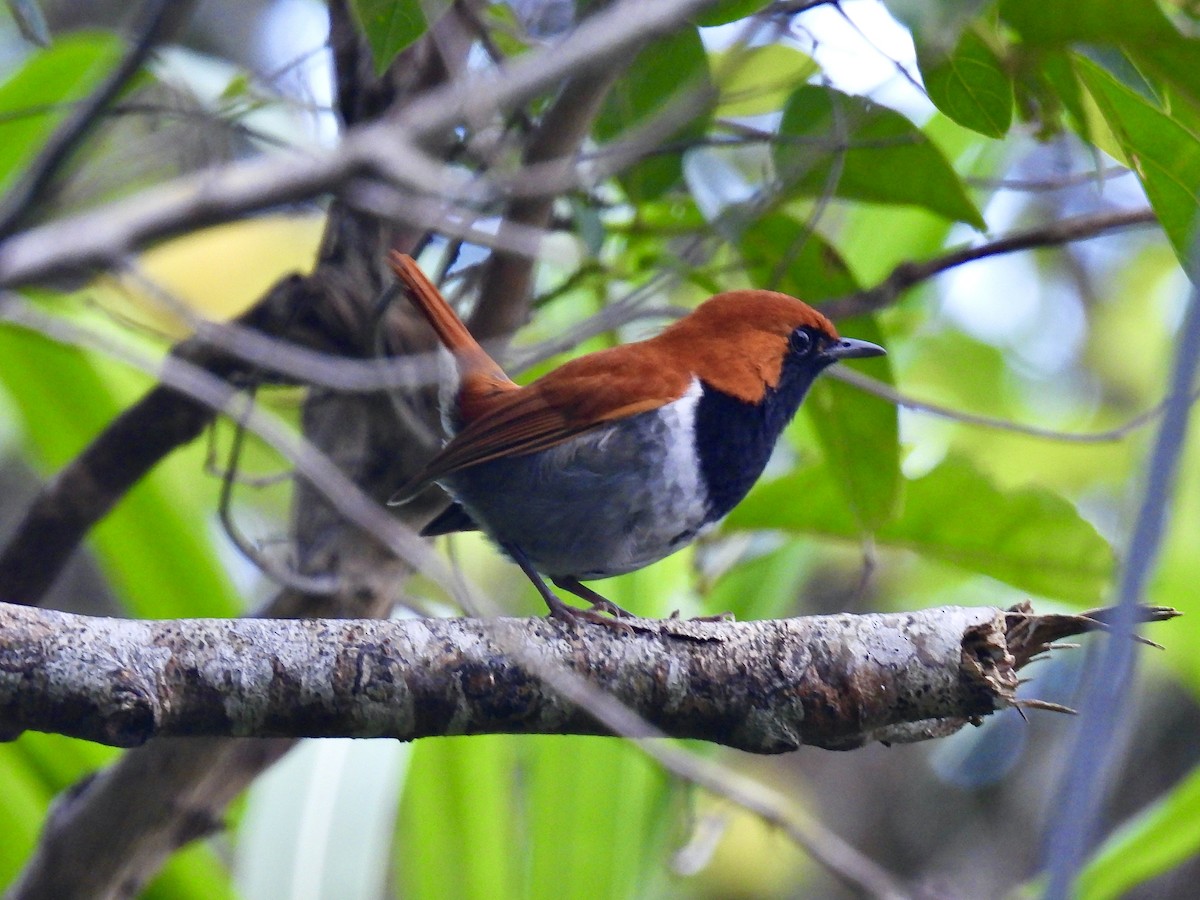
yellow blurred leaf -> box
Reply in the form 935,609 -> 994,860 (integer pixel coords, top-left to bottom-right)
714,45 -> 817,118
93,214 -> 325,338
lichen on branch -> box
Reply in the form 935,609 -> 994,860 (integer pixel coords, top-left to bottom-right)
0,600 -> 1171,752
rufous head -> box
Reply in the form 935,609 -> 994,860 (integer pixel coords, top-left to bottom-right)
659,289 -> 884,404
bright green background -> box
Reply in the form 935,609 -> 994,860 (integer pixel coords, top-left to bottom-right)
2,1 -> 1199,897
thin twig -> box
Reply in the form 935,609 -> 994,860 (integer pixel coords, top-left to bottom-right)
823,207 -> 1160,319
215,387 -> 341,595
0,0 -> 729,288
469,64 -> 624,346
966,167 -> 1131,193
831,368 -> 1197,444
0,292 -> 473,610
1042,236 -> 1200,896
0,0 -> 184,238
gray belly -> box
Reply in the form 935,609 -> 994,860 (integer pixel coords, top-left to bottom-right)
442,389 -> 710,579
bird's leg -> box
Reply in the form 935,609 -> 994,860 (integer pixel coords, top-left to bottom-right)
502,542 -> 633,631
551,577 -> 636,620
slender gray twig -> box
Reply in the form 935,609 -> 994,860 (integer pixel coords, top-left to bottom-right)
1043,233 -> 1200,896
831,368 -> 1199,445
0,0 -> 728,288
0,291 -> 471,609
822,208 -> 1160,319
0,0 -> 182,238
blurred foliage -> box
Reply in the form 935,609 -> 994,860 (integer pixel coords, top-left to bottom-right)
1,0 -> 1199,897
91,215 -> 324,337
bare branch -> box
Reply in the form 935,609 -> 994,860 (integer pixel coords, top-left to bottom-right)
0,0 -> 188,238
0,602 -> 1091,749
0,0 -> 727,289
1044,240 -> 1200,895
0,275 -> 308,605
823,207 -> 1160,319
0,293 -> 469,607
470,68 -> 622,344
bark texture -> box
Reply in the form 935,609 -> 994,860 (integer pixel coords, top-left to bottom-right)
0,602 -> 1044,752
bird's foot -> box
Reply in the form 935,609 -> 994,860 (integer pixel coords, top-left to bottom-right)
551,578 -> 637,620
545,594 -> 637,634
581,596 -> 636,621
545,596 -> 726,643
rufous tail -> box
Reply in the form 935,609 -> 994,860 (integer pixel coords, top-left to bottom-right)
387,251 -> 509,384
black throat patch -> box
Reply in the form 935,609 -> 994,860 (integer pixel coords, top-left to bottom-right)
692,355 -> 832,522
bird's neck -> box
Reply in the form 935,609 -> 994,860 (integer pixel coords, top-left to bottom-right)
692,355 -> 832,521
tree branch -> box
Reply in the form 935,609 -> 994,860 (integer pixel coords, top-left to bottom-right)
468,68 -> 622,345
0,0 -> 725,289
0,274 -> 314,606
0,600 -> 1178,751
0,0 -> 189,239
823,207 -> 1160,319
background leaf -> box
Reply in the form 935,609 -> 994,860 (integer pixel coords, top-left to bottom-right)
713,45 -> 816,118
0,32 -> 121,196
0,323 -> 243,617
1075,764 -> 1200,900
594,27 -> 712,202
917,27 -> 1014,138
740,215 -> 901,530
350,0 -> 426,76
695,0 -> 769,27
727,456 -> 1115,603
775,85 -> 986,229
1075,56 -> 1200,269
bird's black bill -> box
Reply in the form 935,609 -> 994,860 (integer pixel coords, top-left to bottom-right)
824,337 -> 886,360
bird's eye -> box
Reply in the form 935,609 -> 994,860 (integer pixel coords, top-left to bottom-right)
789,328 -> 814,356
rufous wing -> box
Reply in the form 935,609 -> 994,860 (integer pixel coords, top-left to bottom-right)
394,345 -> 693,499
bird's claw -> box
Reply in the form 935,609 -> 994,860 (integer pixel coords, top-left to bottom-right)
586,597 -> 635,619
547,597 -> 637,634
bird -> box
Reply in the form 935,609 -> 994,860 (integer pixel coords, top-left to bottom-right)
387,252 -> 884,626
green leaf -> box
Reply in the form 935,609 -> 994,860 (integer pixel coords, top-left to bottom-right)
775,86 -> 986,229
1074,763 -> 1200,900
885,0 -> 991,48
398,735 -> 523,899
713,45 -> 817,118
918,28 -> 1014,138
12,732 -> 115,792
524,737 -> 671,900
0,32 -> 123,196
1074,56 -> 1200,270
0,745 -> 50,886
740,213 -> 859,299
1001,0 -> 1169,45
705,541 -> 813,620
595,27 -> 712,202
0,321 -> 242,616
740,216 -> 901,529
145,846 -> 237,900
1034,48 -> 1093,139
804,319 -> 900,531
727,455 -> 1114,603
1002,0 -> 1200,110
399,734 -> 672,900
396,555 -> 684,899
695,0 -> 770,26
350,0 -> 426,76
